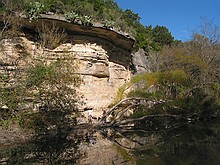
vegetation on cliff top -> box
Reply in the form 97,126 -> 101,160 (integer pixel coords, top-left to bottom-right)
0,0 -> 175,52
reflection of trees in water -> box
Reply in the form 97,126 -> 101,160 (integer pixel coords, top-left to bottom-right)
147,121 -> 220,165
1,119 -> 220,165
98,118 -> 220,165
0,127 -> 98,165
1,133 -> 81,164
0,129 -> 93,164
94,96 -> 220,164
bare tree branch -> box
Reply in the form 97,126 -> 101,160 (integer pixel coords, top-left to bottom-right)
100,97 -> 165,122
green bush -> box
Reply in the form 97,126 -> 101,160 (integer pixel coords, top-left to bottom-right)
24,57 -> 82,134
103,20 -> 115,29
64,11 -> 79,23
80,15 -> 93,26
26,62 -> 53,87
25,2 -> 46,20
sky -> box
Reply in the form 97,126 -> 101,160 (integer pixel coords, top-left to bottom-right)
114,0 -> 220,41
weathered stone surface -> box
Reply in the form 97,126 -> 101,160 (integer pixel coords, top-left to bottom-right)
132,49 -> 150,73
21,14 -> 135,52
0,36 -> 133,117
79,62 -> 131,113
0,14 -> 136,116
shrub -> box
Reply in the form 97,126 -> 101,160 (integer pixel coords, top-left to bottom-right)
26,62 -> 53,87
25,2 -> 46,20
80,15 -> 93,26
0,0 -> 22,40
25,57 -> 82,134
103,20 -> 115,29
64,11 -> 79,23
37,22 -> 67,49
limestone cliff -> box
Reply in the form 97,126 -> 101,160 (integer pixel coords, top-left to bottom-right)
0,15 -> 135,116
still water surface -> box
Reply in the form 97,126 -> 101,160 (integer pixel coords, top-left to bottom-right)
0,118 -> 220,165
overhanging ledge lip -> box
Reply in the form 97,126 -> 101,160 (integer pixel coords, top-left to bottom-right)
20,13 -> 135,52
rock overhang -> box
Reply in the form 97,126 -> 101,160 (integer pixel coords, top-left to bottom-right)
0,14 -> 136,113
20,14 -> 135,52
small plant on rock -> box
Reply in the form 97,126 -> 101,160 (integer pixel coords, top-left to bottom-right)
25,2 -> 45,20
37,22 -> 67,49
64,11 -> 80,23
81,15 -> 93,26
103,20 -> 115,29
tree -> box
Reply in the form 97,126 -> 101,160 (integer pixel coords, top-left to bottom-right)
24,56 -> 82,134
88,0 -> 105,13
123,9 -> 140,27
104,0 -> 119,10
152,25 -> 174,48
186,17 -> 220,83
133,24 -> 154,51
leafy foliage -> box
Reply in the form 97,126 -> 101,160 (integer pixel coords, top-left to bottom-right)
24,1 -> 46,20
24,57 -> 82,134
1,0 -> 177,52
115,67 -> 220,121
26,63 -> 52,87
119,18 -> 220,130
1,0 -> 219,135
152,25 -> 174,47
64,11 -> 79,23
0,53 -> 82,134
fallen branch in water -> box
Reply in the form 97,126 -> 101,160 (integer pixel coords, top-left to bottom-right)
99,97 -> 165,123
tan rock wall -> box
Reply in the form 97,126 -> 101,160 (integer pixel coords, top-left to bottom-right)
0,36 -> 132,116
54,42 -> 132,115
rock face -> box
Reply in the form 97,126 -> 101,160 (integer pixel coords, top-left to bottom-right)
132,49 -> 150,73
21,14 -> 134,52
51,41 -> 132,113
0,16 -> 135,116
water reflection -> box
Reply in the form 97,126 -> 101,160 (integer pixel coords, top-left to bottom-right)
0,131 -> 81,165
0,118 -> 220,165
108,118 -> 220,165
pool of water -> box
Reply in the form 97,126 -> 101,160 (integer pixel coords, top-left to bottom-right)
0,118 -> 220,165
